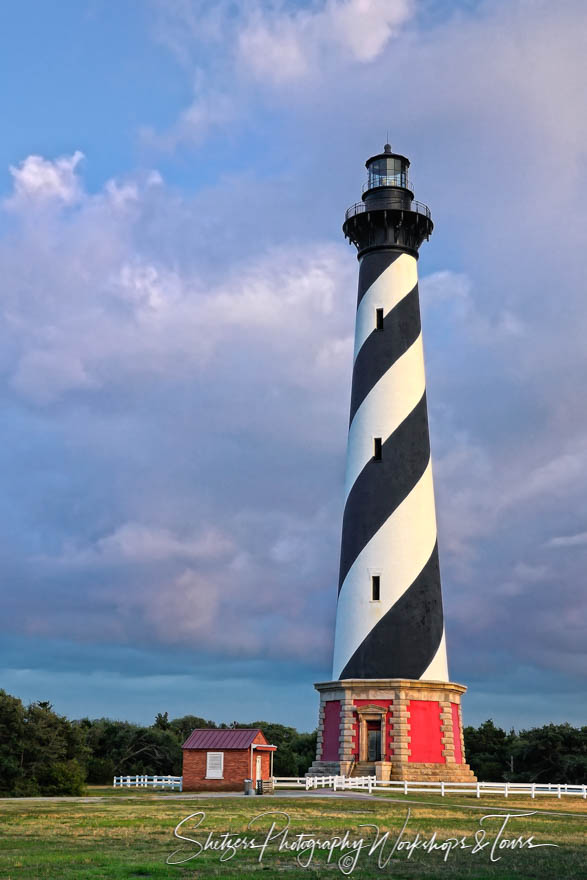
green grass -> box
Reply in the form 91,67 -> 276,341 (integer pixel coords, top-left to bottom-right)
0,790 -> 585,879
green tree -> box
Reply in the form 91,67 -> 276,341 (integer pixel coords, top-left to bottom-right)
20,700 -> 88,796
234,721 -> 317,776
154,712 -> 170,731
0,690 -> 26,795
168,714 -> 216,745
291,730 -> 317,775
511,723 -> 587,784
463,719 -> 514,781
82,719 -> 182,777
0,693 -> 88,796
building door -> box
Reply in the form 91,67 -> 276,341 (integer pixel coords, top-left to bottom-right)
367,721 -> 381,762
256,755 -> 262,781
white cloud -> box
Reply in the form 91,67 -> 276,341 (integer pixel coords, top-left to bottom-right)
547,532 -> 587,549
41,523 -> 235,567
142,568 -> 222,640
1,156 -> 353,405
504,450 -> 587,508
5,151 -> 84,208
239,14 -> 308,83
327,0 -> 413,63
420,270 -> 526,342
511,562 -> 550,583
238,0 -> 413,82
143,86 -> 237,150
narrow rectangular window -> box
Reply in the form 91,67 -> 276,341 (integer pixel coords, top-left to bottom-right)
375,308 -> 384,330
372,575 -> 380,601
373,437 -> 382,460
206,752 -> 224,779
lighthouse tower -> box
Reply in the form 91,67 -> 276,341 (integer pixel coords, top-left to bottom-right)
308,145 -> 476,782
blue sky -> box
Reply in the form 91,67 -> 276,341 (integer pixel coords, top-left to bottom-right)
0,0 -> 586,732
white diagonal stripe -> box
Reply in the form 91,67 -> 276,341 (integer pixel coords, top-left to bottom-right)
343,333 -> 426,501
332,460 -> 440,679
354,253 -> 418,361
420,629 -> 449,681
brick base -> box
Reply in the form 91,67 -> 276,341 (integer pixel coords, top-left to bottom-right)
308,678 -> 476,783
387,762 -> 477,782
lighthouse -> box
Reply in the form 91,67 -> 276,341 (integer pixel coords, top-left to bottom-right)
308,145 -> 476,782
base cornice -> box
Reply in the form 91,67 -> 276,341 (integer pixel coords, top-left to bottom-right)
315,678 -> 468,695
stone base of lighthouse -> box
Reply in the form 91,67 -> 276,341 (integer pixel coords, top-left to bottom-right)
307,679 -> 476,782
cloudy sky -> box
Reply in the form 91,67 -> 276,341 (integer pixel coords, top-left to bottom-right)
1,0 -> 586,732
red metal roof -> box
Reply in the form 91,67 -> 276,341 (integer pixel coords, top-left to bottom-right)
182,728 -> 267,750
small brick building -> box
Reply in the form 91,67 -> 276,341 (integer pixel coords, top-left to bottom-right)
182,728 -> 277,791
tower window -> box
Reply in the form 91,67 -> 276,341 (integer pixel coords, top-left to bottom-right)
371,575 -> 380,601
375,308 -> 384,330
373,437 -> 382,460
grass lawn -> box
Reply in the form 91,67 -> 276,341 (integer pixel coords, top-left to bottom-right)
0,788 -> 585,879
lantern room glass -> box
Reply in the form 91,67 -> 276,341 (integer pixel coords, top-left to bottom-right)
367,157 -> 408,190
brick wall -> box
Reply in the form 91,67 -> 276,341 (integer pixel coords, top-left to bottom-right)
182,735 -> 272,791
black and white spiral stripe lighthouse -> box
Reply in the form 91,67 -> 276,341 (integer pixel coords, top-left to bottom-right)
309,146 -> 476,782
332,144 -> 447,684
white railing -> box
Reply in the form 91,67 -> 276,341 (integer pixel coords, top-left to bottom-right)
305,775 -> 341,791
296,776 -> 587,799
113,775 -> 183,791
334,775 -> 375,792
272,776 -> 307,789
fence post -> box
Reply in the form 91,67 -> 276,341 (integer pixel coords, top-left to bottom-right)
476,782 -> 480,798
504,783 -> 508,798
558,785 -> 561,799
404,780 -> 408,795
531,784 -> 535,799
441,781 -> 445,797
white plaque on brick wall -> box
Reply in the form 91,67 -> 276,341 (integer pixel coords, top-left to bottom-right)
206,751 -> 224,778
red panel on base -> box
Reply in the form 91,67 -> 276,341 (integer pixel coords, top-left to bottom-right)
408,700 -> 445,763
321,700 -> 341,761
451,703 -> 463,764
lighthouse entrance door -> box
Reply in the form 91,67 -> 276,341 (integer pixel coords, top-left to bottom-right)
367,721 -> 381,762
357,706 -> 386,763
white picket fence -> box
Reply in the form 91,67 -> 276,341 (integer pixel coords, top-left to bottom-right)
273,776 -> 308,789
274,776 -> 587,799
113,775 -> 183,791
110,774 -> 586,800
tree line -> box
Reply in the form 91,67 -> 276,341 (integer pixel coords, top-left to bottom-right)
0,689 -> 584,796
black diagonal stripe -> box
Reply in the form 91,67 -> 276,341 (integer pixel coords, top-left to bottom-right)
338,392 -> 431,592
357,251 -> 402,307
339,542 -> 444,680
349,283 -> 420,427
